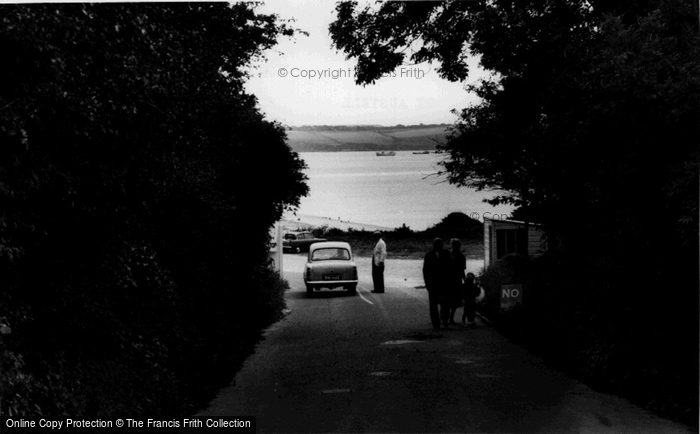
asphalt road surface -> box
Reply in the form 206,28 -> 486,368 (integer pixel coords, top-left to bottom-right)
199,254 -> 692,433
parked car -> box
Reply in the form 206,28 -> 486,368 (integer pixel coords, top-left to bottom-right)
283,231 -> 326,253
304,242 -> 358,294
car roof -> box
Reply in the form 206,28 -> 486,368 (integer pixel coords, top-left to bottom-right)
309,241 -> 351,252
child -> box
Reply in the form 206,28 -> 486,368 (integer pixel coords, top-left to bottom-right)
462,272 -> 479,328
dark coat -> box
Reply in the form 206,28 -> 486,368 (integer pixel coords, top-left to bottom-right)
463,277 -> 479,301
422,248 -> 451,293
448,250 -> 467,306
450,250 -> 467,288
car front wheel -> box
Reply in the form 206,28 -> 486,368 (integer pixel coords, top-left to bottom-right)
347,284 -> 357,294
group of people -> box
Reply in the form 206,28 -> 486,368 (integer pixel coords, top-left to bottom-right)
422,237 -> 480,330
370,232 -> 481,330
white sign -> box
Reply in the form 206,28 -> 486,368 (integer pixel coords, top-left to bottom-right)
500,284 -> 523,313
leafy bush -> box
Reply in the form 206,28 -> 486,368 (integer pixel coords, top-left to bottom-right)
426,212 -> 483,241
319,220 -> 482,260
478,249 -> 698,426
0,3 -> 306,420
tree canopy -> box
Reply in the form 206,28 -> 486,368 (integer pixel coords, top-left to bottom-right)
331,0 -> 699,423
1,3 -> 307,418
330,0 -> 698,264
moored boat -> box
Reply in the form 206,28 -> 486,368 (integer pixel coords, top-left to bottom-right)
376,151 -> 396,156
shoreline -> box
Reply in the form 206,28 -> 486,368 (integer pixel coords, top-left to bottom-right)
280,213 -> 485,262
281,213 -> 394,233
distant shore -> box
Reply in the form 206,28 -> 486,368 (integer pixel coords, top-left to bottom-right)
281,213 -> 394,233
280,212 -> 484,261
285,124 -> 449,153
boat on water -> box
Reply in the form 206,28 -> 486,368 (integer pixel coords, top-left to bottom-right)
412,151 -> 430,155
376,151 -> 396,156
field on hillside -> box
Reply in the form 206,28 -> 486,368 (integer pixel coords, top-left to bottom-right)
383,126 -> 451,138
314,130 -> 394,144
286,125 -> 450,152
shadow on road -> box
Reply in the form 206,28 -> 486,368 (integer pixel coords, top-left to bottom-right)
286,290 -> 357,300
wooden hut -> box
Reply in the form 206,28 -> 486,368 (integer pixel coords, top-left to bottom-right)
484,217 -> 546,268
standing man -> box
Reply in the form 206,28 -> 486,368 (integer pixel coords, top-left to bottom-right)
423,238 -> 452,329
371,231 -> 387,293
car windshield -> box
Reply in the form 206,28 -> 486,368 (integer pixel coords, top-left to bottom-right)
311,248 -> 350,261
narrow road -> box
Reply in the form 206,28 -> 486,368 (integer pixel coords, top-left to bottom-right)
199,254 -> 692,433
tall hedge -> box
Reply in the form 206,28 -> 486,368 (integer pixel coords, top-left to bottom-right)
0,3 -> 307,418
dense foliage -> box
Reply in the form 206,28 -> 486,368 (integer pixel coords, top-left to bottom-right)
426,212 -> 482,240
318,212 -> 483,259
331,0 -> 698,424
0,3 -> 307,418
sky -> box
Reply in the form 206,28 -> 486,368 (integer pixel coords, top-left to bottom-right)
244,0 -> 485,127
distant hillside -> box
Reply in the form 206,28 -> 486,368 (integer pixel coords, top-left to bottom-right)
285,124 -> 451,152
